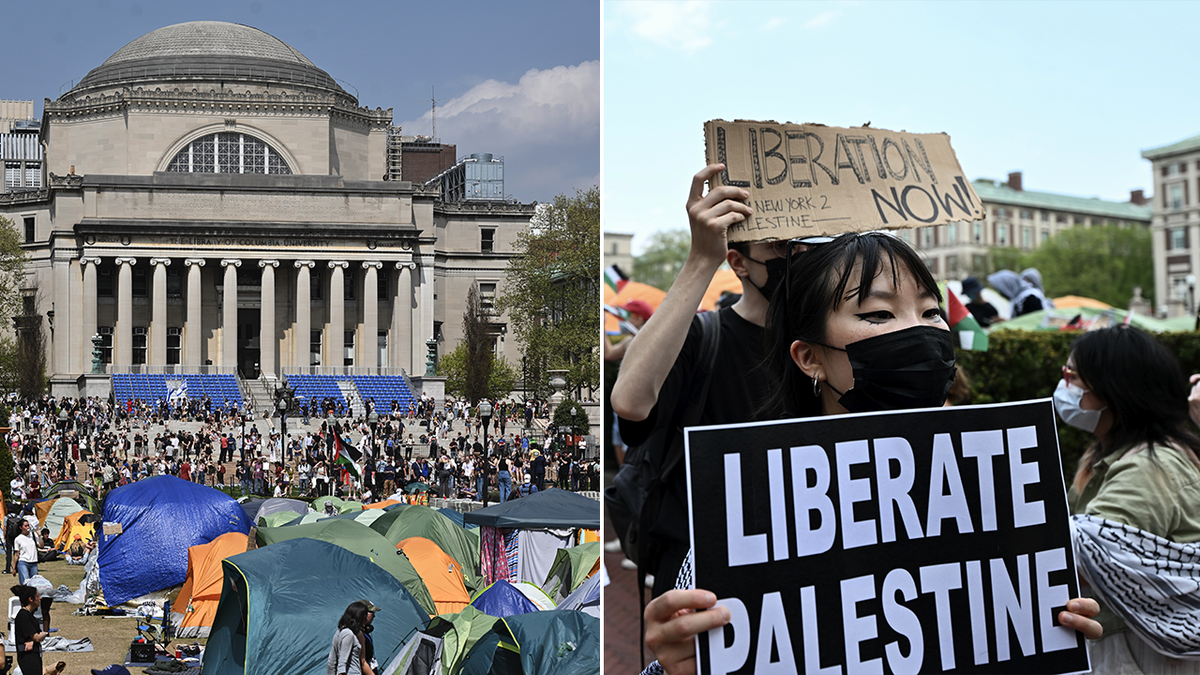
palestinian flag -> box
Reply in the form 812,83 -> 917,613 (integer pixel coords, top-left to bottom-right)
332,430 -> 361,479
604,265 -> 628,293
947,287 -> 988,351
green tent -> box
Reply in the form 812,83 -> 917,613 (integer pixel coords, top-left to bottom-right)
541,542 -> 599,604
309,495 -> 363,514
371,507 -> 483,593
459,610 -> 599,675
204,537 -> 429,675
256,518 -> 437,616
385,605 -> 500,675
43,481 -> 100,513
989,307 -> 1174,333
257,511 -> 302,528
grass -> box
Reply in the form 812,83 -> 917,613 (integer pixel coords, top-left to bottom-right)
28,557 -> 204,673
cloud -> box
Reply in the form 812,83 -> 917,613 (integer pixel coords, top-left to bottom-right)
617,1 -> 714,54
804,10 -> 841,29
762,17 -> 786,31
398,61 -> 599,202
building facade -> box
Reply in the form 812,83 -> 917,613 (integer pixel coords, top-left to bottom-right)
0,21 -> 532,397
904,171 -> 1151,282
1142,134 -> 1200,317
602,232 -> 633,279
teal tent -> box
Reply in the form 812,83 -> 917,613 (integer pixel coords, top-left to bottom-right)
204,538 -> 429,675
459,610 -> 599,675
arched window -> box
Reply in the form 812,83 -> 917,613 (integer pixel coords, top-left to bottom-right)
166,132 -> 292,175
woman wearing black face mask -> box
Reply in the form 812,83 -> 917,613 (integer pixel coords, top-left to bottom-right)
1057,326 -> 1200,674
642,232 -> 1103,675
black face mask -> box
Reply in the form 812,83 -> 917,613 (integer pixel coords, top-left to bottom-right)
818,325 -> 957,413
742,255 -> 788,300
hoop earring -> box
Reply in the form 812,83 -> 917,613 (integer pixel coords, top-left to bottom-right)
812,376 -> 822,397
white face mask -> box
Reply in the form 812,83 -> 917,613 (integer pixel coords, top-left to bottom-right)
1053,379 -> 1107,433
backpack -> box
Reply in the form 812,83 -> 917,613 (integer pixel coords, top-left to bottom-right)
603,310 -> 721,569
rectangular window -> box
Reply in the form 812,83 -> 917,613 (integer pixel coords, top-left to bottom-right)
1042,229 -> 1050,243
921,227 -> 933,248
132,268 -> 148,297
947,222 -> 957,244
166,268 -> 182,298
167,327 -> 181,365
971,254 -> 986,273
344,330 -> 355,367
1172,227 -> 1187,250
344,269 -> 355,301
479,282 -> 497,312
132,327 -> 147,365
973,221 -> 983,243
946,255 -> 958,275
310,269 -> 322,300
1022,227 -> 1031,249
99,326 -> 113,363
98,268 -> 114,297
481,229 -> 495,253
23,217 -> 33,243
1020,209 -> 1032,220
994,207 -> 1008,219
1040,211 -> 1049,221
1169,163 -> 1181,176
4,163 -> 18,190
378,269 -> 388,299
1056,213 -> 1068,224
378,330 -> 388,366
1172,184 -> 1185,210
24,163 -> 39,189
310,330 -> 322,366
610,242 -> 618,255
998,224 -> 1008,246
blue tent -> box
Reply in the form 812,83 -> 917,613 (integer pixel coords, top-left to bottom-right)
437,508 -> 480,530
470,580 -> 540,618
98,475 -> 249,605
460,610 -> 600,675
204,538 -> 429,675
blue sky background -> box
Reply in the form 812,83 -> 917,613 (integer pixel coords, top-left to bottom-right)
4,0 -> 599,202
604,0 -> 1199,252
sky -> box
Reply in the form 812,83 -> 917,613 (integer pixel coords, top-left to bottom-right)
604,0 -> 1200,253
2,0 -> 599,203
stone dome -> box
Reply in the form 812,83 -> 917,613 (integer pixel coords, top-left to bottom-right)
66,21 -> 350,101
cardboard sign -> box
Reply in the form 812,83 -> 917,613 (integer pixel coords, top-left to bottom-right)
102,522 -> 123,536
684,400 -> 1088,675
703,120 -> 984,242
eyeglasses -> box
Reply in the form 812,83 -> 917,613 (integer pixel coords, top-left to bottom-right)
783,236 -> 835,323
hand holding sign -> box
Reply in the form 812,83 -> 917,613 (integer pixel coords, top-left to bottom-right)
645,590 -> 731,675
686,164 -> 754,268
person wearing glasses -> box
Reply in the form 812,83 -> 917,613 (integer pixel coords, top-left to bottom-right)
611,164 -> 788,594
1056,326 -> 1200,674
641,230 -> 1104,675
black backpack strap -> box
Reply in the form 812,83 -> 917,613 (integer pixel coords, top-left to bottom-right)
635,309 -> 722,669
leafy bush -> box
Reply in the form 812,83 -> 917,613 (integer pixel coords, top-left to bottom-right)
552,398 -> 590,435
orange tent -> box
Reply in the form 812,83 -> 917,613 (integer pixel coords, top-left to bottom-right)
171,532 -> 251,638
397,536 -> 470,615
33,499 -> 56,526
362,499 -> 401,510
1052,295 -> 1112,310
603,281 -> 666,335
698,268 -> 743,312
52,510 -> 95,552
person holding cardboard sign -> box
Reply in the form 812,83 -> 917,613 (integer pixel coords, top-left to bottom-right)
611,163 -> 787,596
642,230 -> 1103,675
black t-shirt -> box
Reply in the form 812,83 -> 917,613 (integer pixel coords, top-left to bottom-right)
14,606 -> 40,670
618,307 -> 770,544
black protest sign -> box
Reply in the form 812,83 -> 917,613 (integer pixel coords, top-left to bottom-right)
685,400 -> 1088,675
703,120 -> 984,242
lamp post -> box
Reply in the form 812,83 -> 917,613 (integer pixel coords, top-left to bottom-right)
478,399 -> 493,457
58,409 -> 69,475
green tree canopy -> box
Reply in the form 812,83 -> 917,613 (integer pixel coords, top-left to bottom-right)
632,228 -> 691,291
499,187 -> 600,396
982,225 -> 1153,307
437,343 -> 519,401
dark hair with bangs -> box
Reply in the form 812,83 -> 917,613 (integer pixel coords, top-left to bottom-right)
1069,326 -> 1200,492
337,600 -> 368,633
762,231 -> 942,417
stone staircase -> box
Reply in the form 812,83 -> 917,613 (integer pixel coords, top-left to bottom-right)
242,378 -> 275,416
338,380 -> 367,416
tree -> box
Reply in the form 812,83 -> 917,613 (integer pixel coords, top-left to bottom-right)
0,217 -> 30,396
633,228 -> 691,291
437,343 -> 519,401
462,283 -> 492,403
551,397 -> 590,435
499,186 -> 600,397
0,217 -> 24,323
982,225 -> 1153,308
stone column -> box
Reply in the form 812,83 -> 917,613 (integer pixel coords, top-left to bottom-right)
149,258 -> 171,365
294,261 -> 314,368
114,257 -> 136,366
417,254 -> 435,369
361,261 -> 382,369
328,261 -> 348,368
394,261 -> 414,373
259,260 -> 279,378
52,252 -> 72,376
184,259 -> 205,366
80,257 -> 101,358
221,259 -> 241,370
